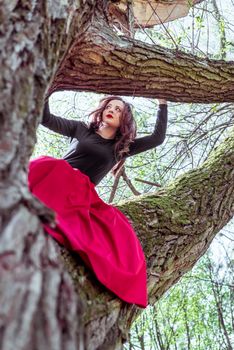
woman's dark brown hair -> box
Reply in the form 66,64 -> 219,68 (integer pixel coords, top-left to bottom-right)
89,96 -> 137,176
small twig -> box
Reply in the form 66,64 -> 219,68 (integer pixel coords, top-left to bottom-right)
108,167 -> 124,203
135,178 -> 161,187
145,0 -> 178,49
122,168 -> 141,196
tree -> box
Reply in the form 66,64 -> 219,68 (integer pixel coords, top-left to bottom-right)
0,1 -> 233,349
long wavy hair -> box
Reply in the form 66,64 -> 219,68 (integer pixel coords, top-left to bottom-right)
89,96 -> 137,176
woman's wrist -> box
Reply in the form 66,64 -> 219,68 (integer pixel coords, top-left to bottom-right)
157,99 -> 167,105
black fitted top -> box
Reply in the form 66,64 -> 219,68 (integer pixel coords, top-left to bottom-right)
41,102 -> 167,185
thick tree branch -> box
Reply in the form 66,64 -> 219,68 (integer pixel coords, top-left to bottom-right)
48,20 -> 234,102
122,129 -> 234,303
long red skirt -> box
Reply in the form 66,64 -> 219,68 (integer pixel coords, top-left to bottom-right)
28,156 -> 148,308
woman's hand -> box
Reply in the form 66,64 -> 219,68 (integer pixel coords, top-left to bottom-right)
157,99 -> 167,105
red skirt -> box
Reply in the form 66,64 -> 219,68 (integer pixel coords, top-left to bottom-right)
28,156 -> 147,307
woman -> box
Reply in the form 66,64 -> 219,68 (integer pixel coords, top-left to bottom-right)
28,95 -> 167,308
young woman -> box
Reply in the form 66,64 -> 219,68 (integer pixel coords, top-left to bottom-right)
28,95 -> 167,308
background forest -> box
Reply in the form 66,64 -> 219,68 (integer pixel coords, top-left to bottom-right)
33,0 -> 233,348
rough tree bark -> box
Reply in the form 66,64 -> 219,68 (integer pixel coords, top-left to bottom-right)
49,26 -> 234,102
48,4 -> 234,102
0,1 -> 233,350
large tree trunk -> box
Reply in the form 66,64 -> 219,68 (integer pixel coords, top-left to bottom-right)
0,1 -> 233,350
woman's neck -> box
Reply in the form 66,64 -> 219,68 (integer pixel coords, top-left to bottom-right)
96,125 -> 117,140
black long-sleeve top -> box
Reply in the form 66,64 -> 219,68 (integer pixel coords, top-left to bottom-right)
41,102 -> 167,185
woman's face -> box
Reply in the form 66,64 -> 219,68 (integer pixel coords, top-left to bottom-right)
102,99 -> 125,129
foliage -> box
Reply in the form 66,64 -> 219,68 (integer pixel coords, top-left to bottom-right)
125,233 -> 234,350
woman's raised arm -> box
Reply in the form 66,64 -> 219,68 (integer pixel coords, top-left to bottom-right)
41,100 -> 79,138
127,100 -> 168,157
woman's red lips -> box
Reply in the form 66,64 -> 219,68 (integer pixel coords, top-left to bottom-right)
106,114 -> 113,118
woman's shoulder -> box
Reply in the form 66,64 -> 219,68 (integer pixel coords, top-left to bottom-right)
78,120 -> 89,128
71,120 -> 90,138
